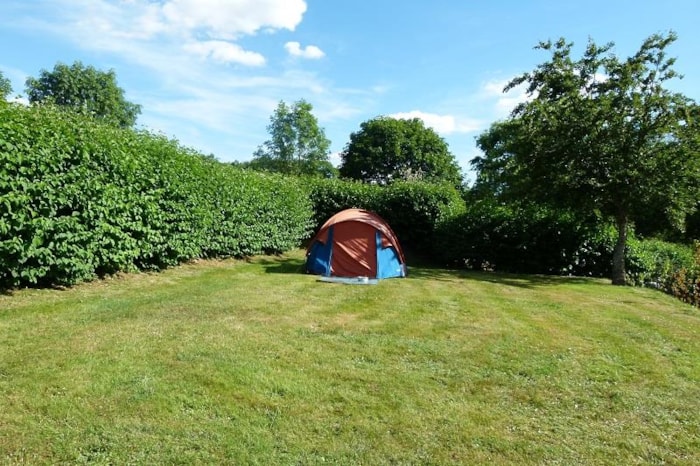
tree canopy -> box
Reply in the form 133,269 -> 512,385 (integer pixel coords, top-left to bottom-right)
25,61 -> 141,128
472,32 -> 700,285
252,99 -> 334,177
339,117 -> 462,186
0,70 -> 11,101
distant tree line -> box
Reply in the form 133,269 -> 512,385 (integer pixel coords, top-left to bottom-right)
241,99 -> 463,187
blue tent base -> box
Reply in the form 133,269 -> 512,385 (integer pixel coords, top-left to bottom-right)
317,276 -> 379,285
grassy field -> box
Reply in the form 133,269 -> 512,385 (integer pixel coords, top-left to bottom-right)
1,250 -> 698,465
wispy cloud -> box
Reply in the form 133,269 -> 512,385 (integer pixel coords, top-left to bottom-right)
389,110 -> 482,135
43,0 -> 308,66
387,79 -> 529,140
184,40 -> 266,66
284,41 -> 325,59
65,0 -> 308,43
480,79 -> 530,117
384,80 -> 533,175
161,0 -> 307,39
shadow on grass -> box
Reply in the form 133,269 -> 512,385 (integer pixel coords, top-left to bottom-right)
254,257 -> 306,274
251,255 -> 600,288
407,265 -> 599,289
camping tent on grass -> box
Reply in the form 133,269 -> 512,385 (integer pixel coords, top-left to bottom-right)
305,209 -> 407,279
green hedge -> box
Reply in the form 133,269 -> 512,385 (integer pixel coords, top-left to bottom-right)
8,102 -> 695,305
433,201 -> 613,275
307,178 -> 465,257
626,239 -> 700,306
0,103 -> 313,288
377,181 -> 465,256
306,177 -> 382,231
433,198 -> 700,306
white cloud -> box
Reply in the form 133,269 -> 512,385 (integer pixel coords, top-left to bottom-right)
47,0 -> 308,65
9,96 -> 29,105
129,4 -> 169,39
329,151 -> 342,167
482,80 -> 506,96
389,110 -> 482,135
482,81 -> 530,119
284,41 -> 325,59
162,0 -> 307,39
184,40 -> 265,66
481,79 -> 529,117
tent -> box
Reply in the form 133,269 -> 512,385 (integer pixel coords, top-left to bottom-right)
305,209 -> 407,279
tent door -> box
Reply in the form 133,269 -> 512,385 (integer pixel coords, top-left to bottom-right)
330,222 -> 377,277
376,231 -> 404,278
307,227 -> 334,276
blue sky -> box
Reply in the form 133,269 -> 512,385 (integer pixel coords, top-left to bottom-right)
2,1 -> 699,181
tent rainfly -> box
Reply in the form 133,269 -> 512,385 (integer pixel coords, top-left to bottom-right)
305,209 -> 407,279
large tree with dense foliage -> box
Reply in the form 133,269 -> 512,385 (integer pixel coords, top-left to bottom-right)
25,61 -> 141,128
472,32 -> 700,285
252,99 -> 333,177
339,116 -> 462,186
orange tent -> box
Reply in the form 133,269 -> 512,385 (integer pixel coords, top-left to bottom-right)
305,209 -> 406,279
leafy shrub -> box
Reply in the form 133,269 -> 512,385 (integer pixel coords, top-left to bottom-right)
0,103 -> 313,289
626,238 -> 693,286
1,104 -> 100,286
306,177 -> 381,232
204,165 -> 313,258
626,238 -> 700,306
307,178 -> 465,258
377,181 -> 465,257
435,198 -> 700,306
434,200 -> 612,275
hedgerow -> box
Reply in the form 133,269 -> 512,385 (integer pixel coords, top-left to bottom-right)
0,103 -> 312,288
433,200 -> 613,275
377,181 -> 465,256
434,198 -> 700,306
306,177 -> 381,231
626,238 -> 700,306
306,177 -> 465,257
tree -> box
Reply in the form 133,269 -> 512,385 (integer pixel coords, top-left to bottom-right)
25,61 -> 141,128
474,32 -> 700,285
252,99 -> 333,176
471,118 -> 534,200
339,116 -> 462,186
0,70 -> 11,101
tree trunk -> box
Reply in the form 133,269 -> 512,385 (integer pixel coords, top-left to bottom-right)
612,214 -> 628,286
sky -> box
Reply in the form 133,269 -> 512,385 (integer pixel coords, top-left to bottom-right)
2,0 -> 699,181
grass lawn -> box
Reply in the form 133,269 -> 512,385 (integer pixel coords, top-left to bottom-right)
1,250 -> 698,465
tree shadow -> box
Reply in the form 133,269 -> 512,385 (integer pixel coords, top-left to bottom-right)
250,255 -> 602,288
0,283 -> 70,295
253,257 -> 307,274
407,265 -> 600,289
